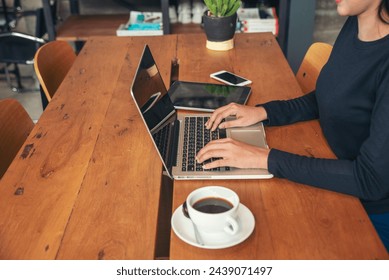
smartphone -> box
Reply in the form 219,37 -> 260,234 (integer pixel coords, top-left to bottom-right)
210,70 -> 252,86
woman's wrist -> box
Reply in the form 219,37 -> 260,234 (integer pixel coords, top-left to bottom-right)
256,106 -> 268,122
258,147 -> 270,169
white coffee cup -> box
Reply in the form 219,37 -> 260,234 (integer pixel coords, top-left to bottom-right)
187,186 -> 240,235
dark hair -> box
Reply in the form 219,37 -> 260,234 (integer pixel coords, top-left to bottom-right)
379,0 -> 389,23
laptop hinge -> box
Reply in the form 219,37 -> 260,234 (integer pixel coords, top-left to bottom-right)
167,119 -> 180,175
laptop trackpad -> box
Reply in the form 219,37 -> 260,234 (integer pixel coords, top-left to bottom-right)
229,130 -> 266,148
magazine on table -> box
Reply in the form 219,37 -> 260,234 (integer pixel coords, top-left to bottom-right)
116,11 -> 163,36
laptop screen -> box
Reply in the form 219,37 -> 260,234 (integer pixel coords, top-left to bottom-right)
130,45 -> 178,175
130,45 -> 176,133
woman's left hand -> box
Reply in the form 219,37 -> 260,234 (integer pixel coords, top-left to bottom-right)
196,138 -> 270,170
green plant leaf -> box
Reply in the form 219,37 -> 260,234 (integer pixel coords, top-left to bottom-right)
221,4 -> 228,16
225,1 -> 241,17
216,0 -> 223,16
204,0 -> 241,17
204,0 -> 215,15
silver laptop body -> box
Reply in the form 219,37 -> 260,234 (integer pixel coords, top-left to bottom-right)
130,45 -> 273,180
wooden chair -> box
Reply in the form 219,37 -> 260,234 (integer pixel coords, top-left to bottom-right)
296,42 -> 333,94
0,99 -> 34,179
34,40 -> 76,102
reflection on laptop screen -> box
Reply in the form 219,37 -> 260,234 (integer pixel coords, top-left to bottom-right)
131,45 -> 176,132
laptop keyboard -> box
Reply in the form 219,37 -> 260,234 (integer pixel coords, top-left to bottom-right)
182,116 -> 230,172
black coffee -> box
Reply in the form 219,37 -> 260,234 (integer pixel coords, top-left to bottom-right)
193,197 -> 233,214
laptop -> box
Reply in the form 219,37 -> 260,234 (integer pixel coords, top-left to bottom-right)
130,45 -> 273,180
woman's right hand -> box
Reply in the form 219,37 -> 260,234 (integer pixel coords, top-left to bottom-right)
205,103 -> 268,131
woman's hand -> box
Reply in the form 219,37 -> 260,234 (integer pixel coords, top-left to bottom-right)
205,103 -> 268,131
196,138 -> 270,170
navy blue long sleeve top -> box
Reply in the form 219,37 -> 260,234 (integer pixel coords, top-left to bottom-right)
261,16 -> 389,214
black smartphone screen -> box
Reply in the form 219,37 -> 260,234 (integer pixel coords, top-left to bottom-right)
168,81 -> 251,112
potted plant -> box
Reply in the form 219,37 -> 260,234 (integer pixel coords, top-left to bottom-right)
203,0 -> 242,51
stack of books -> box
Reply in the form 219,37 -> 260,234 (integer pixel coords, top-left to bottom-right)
237,7 -> 278,35
116,11 -> 163,36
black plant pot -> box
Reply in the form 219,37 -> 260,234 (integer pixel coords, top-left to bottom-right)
202,11 -> 238,51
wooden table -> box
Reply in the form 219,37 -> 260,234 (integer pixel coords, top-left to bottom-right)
0,33 -> 387,260
168,34 -> 388,260
0,35 -> 177,260
55,14 -> 129,41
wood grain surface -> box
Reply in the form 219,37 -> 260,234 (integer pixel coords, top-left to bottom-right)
0,33 -> 387,260
169,33 -> 388,260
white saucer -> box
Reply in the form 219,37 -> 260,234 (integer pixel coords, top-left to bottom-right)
171,203 -> 255,249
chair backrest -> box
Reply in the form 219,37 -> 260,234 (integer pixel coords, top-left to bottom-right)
34,40 -> 76,102
0,32 -> 45,64
296,42 -> 333,94
0,99 -> 34,179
